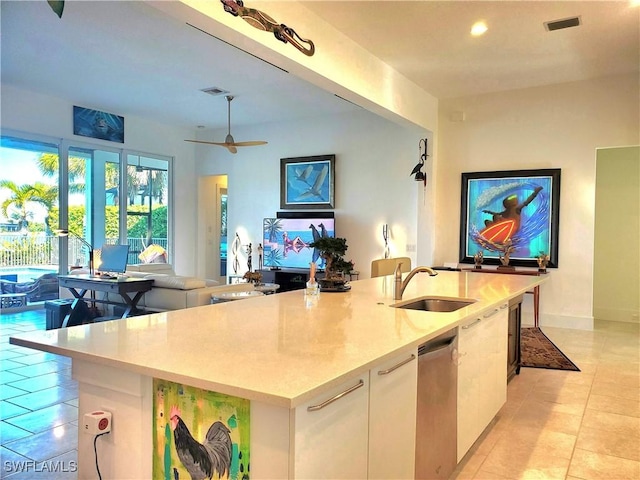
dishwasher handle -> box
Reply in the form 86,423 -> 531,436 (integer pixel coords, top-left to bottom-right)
418,336 -> 456,356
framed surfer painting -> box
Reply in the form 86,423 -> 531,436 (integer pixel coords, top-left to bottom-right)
459,169 -> 561,268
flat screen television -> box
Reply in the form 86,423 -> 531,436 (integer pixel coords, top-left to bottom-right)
263,216 -> 335,269
97,244 -> 130,274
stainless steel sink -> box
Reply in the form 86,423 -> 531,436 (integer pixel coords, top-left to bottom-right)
391,296 -> 476,312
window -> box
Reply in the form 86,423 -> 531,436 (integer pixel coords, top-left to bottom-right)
0,131 -> 172,281
126,154 -> 170,264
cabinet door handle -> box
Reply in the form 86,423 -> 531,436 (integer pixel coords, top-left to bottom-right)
500,303 -> 508,310
307,379 -> 365,412
377,354 -> 416,375
461,318 -> 481,329
483,308 -> 499,318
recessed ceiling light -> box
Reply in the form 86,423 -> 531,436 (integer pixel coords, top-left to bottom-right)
471,21 -> 488,37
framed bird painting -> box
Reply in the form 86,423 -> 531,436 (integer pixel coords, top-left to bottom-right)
280,154 -> 335,209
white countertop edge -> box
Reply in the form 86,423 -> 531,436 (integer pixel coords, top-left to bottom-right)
9,274 -> 547,409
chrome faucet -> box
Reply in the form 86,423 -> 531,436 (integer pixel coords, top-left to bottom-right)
394,263 -> 438,300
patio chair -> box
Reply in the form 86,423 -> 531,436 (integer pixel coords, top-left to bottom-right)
0,273 -> 59,303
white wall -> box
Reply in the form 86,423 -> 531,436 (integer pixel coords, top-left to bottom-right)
0,85 -> 200,276
436,74 -> 640,329
1,85 -> 431,280
194,109 -> 428,278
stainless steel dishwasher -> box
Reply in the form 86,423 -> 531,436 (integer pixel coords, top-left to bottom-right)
415,328 -> 458,480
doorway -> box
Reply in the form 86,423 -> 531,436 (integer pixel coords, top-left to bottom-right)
593,146 -> 640,324
198,175 -> 228,283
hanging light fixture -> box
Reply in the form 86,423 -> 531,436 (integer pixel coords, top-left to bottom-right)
410,138 -> 428,186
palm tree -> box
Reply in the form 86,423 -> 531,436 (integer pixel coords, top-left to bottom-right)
29,182 -> 59,234
0,180 -> 39,231
150,170 -> 166,204
263,218 -> 283,243
127,167 -> 145,206
37,152 -> 120,195
127,167 -> 166,206
37,152 -> 85,183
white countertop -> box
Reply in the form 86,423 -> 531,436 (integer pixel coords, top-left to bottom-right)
10,271 -> 546,408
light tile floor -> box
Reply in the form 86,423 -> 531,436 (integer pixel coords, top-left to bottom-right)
0,309 -> 638,480
453,320 -> 640,480
0,309 -> 78,480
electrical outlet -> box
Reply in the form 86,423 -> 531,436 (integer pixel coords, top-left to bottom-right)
101,406 -> 116,443
406,244 -> 416,252
83,411 -> 112,435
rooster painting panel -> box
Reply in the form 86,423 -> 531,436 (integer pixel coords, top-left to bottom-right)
153,379 -> 250,480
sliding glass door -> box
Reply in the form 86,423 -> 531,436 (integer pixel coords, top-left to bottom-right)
1,130 -> 173,295
0,136 -> 61,293
126,154 -> 169,265
66,145 -> 121,271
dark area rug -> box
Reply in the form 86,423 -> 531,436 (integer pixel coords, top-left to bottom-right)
521,327 -> 580,371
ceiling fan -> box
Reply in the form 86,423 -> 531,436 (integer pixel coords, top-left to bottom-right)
185,95 -> 268,154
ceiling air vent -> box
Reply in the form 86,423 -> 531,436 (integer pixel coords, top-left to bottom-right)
544,16 -> 581,31
201,86 -> 229,96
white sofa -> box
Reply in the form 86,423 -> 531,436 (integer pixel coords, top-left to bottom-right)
61,264 -> 255,312
124,264 -> 256,311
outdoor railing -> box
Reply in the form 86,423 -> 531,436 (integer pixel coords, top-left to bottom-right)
0,234 -> 168,268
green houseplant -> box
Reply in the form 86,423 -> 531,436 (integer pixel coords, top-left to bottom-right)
309,237 -> 354,291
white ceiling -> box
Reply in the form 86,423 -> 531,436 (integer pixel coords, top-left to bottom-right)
1,1 -> 638,131
303,1 -> 640,99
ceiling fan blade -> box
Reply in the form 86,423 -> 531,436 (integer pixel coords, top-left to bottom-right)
185,96 -> 267,153
184,139 -> 228,146
230,140 -> 268,147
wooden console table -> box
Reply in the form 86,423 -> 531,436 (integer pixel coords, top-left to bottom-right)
58,275 -> 154,327
463,268 -> 545,327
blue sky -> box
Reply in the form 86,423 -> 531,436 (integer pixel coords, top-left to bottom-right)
0,147 -> 57,224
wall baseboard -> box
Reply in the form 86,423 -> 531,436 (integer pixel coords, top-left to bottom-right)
522,313 -> 594,331
593,307 -> 640,324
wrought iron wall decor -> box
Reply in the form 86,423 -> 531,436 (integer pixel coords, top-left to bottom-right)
411,138 -> 428,186
221,0 -> 315,56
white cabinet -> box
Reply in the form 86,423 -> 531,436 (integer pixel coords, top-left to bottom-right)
369,349 -> 418,479
292,349 -> 418,480
457,303 -> 508,462
293,375 -> 370,479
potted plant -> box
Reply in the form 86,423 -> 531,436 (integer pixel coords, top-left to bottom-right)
309,237 -> 354,291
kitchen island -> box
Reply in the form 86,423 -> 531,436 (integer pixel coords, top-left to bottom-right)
10,270 -> 546,479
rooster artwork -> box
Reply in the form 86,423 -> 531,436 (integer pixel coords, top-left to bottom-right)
170,405 -> 232,480
153,379 -> 251,480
